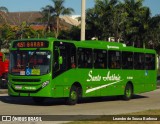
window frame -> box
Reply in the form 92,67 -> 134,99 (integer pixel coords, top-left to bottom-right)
122,51 -> 133,69
77,48 -> 93,68
108,50 -> 121,69
93,49 -> 107,69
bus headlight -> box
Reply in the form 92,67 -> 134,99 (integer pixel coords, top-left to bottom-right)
8,80 -> 11,87
42,80 -> 50,88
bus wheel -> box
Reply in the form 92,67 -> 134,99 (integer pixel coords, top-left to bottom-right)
123,83 -> 133,100
66,86 -> 78,105
32,97 -> 45,104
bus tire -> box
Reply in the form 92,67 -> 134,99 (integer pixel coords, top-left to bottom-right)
32,97 -> 45,104
1,73 -> 8,89
123,83 -> 133,100
66,86 -> 78,105
0,78 -> 2,89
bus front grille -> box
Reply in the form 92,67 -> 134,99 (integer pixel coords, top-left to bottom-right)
12,79 -> 40,82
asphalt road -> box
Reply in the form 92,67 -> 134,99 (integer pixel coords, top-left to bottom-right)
0,89 -> 160,116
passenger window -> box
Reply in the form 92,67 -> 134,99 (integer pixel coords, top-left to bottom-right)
77,48 -> 93,68
70,47 -> 76,68
108,51 -> 121,69
122,52 -> 133,69
145,54 -> 155,70
134,53 -> 145,70
94,49 -> 107,69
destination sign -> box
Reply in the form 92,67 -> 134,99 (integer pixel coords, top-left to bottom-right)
13,41 -> 49,48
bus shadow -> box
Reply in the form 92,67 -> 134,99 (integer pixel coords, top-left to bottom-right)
78,95 -> 148,104
0,95 -> 66,106
0,95 -> 148,106
132,95 -> 149,99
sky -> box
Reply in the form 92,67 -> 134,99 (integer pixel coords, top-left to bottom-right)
0,0 -> 160,16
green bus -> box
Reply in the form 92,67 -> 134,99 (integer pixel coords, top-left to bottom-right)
8,37 -> 157,105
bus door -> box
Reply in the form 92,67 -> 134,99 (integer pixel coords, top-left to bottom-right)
53,41 -> 76,78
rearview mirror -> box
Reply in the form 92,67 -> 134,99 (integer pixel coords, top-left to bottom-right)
59,56 -> 63,65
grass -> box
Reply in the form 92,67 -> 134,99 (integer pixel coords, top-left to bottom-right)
66,109 -> 160,124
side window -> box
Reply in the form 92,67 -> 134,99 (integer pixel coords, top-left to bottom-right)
94,49 -> 107,69
134,53 -> 145,70
70,46 -> 76,68
122,52 -> 133,69
145,54 -> 155,70
108,50 -> 121,69
77,48 -> 93,68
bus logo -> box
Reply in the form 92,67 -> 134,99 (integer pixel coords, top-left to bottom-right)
2,116 -> 11,121
86,70 -> 123,93
86,70 -> 121,82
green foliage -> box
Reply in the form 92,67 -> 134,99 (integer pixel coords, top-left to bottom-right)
59,26 -> 80,40
85,0 -> 158,48
0,22 -> 44,51
0,24 -> 14,50
40,0 -> 74,38
0,6 -> 8,24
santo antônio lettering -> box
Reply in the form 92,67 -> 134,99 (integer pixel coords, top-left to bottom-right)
86,70 -> 121,82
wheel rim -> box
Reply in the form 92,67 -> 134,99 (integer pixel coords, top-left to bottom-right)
126,87 -> 131,98
71,90 -> 77,100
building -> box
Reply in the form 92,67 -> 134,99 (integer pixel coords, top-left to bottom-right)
0,11 -> 80,31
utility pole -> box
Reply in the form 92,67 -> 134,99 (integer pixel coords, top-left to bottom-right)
81,0 -> 86,41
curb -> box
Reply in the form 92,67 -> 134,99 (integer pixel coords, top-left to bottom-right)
0,89 -> 8,94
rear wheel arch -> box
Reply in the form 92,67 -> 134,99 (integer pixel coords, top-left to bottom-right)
123,81 -> 134,100
127,81 -> 134,93
66,82 -> 82,105
72,82 -> 83,98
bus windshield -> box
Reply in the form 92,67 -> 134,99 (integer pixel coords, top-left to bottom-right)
9,50 -> 51,76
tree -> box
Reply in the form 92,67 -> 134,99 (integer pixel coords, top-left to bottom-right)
39,5 -> 56,36
85,8 -> 102,40
85,0 -> 154,47
13,21 -> 38,39
41,0 -> 74,38
0,24 -> 14,51
0,6 -> 8,24
59,26 -> 80,40
120,0 -> 150,47
86,0 -> 118,40
0,6 -> 9,51
146,15 -> 160,51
